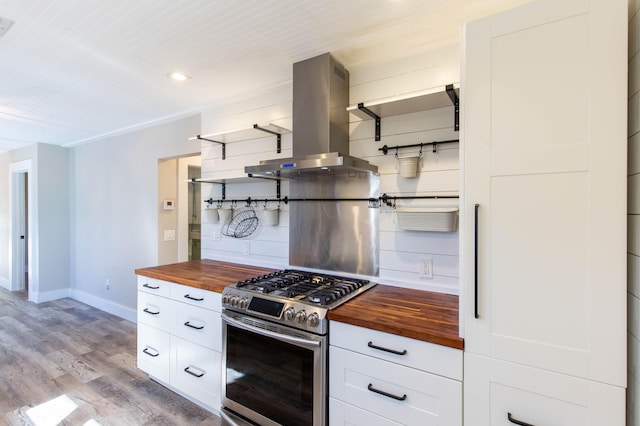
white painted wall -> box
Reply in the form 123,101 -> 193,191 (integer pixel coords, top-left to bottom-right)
629,1 -> 640,423
0,144 -> 69,302
69,114 -> 201,321
199,45 -> 461,293
36,144 -> 70,300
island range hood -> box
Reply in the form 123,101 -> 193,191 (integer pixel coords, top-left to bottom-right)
245,53 -> 378,177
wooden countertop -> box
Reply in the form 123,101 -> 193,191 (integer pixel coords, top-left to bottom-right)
328,284 -> 463,350
135,259 -> 278,293
134,260 -> 463,350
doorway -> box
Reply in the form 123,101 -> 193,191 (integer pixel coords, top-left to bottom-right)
10,159 -> 33,299
157,154 -> 201,264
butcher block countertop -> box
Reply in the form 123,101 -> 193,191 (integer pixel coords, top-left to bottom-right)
135,259 -> 278,293
134,260 -> 463,350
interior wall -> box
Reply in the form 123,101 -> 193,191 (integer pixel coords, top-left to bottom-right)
199,45 -> 461,293
629,0 -> 640,423
36,144 -> 70,300
0,152 -> 10,288
69,114 -> 201,321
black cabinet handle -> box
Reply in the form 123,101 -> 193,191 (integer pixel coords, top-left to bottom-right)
474,203 -> 479,319
143,307 -> 160,315
142,348 -> 159,357
508,413 -> 535,426
142,283 -> 160,290
184,321 -> 204,330
184,294 -> 204,301
367,384 -> 407,401
367,341 -> 407,356
184,366 -> 205,378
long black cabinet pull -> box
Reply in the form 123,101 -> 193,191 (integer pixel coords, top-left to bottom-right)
184,294 -> 204,301
184,366 -> 205,378
142,283 -> 160,290
474,203 -> 479,319
184,321 -> 204,330
367,341 -> 407,356
367,384 -> 407,401
142,348 -> 159,357
508,413 -> 535,426
143,307 -> 160,315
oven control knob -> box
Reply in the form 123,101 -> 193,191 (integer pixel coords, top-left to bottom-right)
239,298 -> 248,309
295,310 -> 307,324
230,296 -> 239,307
284,307 -> 296,321
222,294 -> 229,305
307,312 -> 320,327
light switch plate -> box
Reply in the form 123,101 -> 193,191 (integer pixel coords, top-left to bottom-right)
164,230 -> 176,241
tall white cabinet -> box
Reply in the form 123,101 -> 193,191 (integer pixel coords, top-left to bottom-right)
462,0 -> 627,424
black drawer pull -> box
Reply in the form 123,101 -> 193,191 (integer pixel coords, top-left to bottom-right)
184,321 -> 204,330
367,341 -> 407,356
142,348 -> 159,357
508,413 -> 535,426
367,384 -> 407,401
142,283 -> 160,290
184,366 -> 205,378
143,307 -> 160,315
184,294 -> 204,301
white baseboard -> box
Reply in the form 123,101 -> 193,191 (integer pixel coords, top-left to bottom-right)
32,288 -> 71,303
69,289 -> 137,323
0,277 -> 10,291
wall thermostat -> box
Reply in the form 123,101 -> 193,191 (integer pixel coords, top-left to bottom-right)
163,199 -> 175,210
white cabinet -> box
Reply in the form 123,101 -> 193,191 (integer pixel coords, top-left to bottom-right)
136,275 -> 222,414
329,321 -> 462,425
462,0 -> 627,423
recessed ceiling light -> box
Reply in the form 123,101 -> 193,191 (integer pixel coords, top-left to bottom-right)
169,72 -> 191,81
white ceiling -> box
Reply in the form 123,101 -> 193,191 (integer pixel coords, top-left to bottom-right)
0,0 -> 529,153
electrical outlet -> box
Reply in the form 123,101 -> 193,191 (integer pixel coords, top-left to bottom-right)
105,278 -> 110,290
212,230 -> 221,240
419,258 -> 433,279
243,242 -> 251,256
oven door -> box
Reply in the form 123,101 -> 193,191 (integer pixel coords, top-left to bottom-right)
221,310 -> 327,426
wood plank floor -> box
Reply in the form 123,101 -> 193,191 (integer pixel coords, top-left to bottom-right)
0,287 -> 222,425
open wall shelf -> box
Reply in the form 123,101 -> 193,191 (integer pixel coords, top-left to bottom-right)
348,83 -> 459,140
188,123 -> 291,160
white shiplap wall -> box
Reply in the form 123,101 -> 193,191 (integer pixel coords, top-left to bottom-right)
199,46 -> 460,294
629,0 -> 640,424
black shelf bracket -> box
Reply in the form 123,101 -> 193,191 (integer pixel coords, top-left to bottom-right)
446,84 -> 459,132
253,124 -> 282,154
197,135 -> 226,160
358,103 -> 381,141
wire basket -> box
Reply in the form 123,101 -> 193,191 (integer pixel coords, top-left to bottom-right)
221,208 -> 259,238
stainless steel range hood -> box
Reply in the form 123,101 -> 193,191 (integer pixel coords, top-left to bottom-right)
245,53 -> 378,177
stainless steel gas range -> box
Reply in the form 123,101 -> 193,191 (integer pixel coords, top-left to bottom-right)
220,269 -> 376,426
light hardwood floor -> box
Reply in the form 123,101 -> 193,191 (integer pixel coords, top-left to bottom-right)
0,287 -> 222,425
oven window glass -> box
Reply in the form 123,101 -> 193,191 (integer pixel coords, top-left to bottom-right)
226,325 -> 314,425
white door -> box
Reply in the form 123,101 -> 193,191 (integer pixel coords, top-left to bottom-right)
462,0 -> 626,386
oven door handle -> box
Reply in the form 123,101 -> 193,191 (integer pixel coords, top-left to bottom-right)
223,314 -> 321,349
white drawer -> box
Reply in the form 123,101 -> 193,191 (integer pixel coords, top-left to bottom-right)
171,301 -> 221,351
137,276 -> 171,298
329,346 -> 462,426
330,397 -> 402,426
330,321 -> 462,381
138,291 -> 171,330
464,353 -> 626,426
170,282 -> 220,312
137,323 -> 170,383
171,336 -> 221,410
